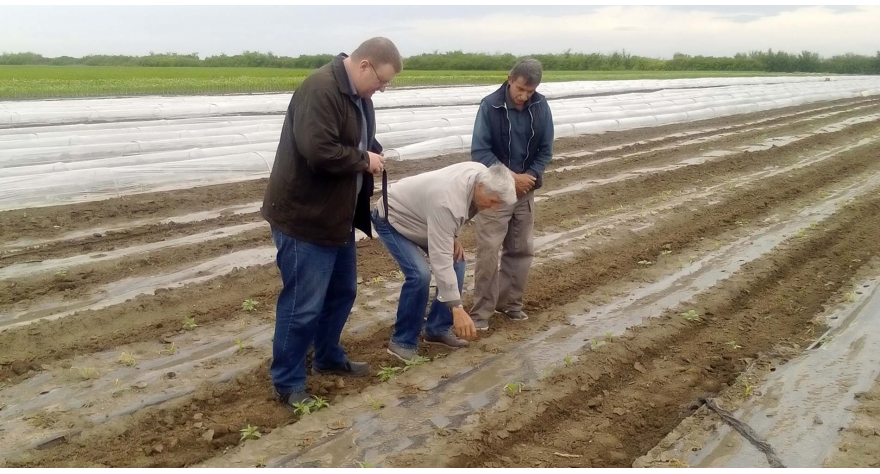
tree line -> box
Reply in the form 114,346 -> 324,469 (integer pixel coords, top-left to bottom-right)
3,49 -> 879,74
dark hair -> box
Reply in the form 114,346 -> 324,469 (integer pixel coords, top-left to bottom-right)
509,58 -> 543,85
351,37 -> 403,73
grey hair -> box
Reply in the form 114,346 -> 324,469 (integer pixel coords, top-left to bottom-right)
477,163 -> 517,205
509,58 -> 543,86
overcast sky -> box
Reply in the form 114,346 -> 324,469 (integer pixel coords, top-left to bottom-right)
1,5 -> 877,60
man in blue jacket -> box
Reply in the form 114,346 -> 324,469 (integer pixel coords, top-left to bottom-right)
470,59 -> 554,330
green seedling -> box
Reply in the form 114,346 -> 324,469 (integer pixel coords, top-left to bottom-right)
678,259 -> 685,270
681,310 -> 701,322
744,385 -> 754,397
689,256 -> 695,264
404,355 -> 431,368
356,461 -> 374,468
255,456 -> 266,468
239,424 -> 262,442
364,395 -> 385,410
503,382 -> 524,396
605,332 -> 614,342
241,299 -> 258,312
55,269 -> 68,277
661,250 -> 673,256
735,219 -> 750,227
160,343 -> 177,356
74,366 -> 99,380
312,396 -> 330,411
810,222 -> 819,229
395,270 -> 405,280
714,241 -> 721,249
182,315 -> 198,331
637,260 -> 653,266
796,229 -> 806,238
591,338 -> 601,350
845,292 -> 857,303
377,366 -> 403,382
726,340 -> 742,350
371,276 -> 385,285
292,400 -> 315,416
118,352 -> 137,367
564,355 -> 571,367
236,338 -> 246,352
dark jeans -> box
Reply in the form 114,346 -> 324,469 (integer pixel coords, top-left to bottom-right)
270,227 -> 356,394
370,209 -> 466,349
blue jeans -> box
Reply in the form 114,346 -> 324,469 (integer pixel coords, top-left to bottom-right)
270,227 -> 356,395
370,209 -> 466,350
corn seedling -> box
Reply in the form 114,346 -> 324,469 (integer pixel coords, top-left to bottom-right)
313,396 -> 330,411
356,461 -> 374,468
637,260 -> 653,266
404,355 -> 430,368
239,424 -> 262,442
364,395 -> 385,410
182,315 -> 198,331
377,366 -> 403,382
255,456 -> 266,468
55,269 -> 68,277
503,382 -> 524,396
678,259 -> 685,270
796,229 -> 806,238
689,256 -> 695,264
395,270 -> 405,280
591,338 -> 601,350
564,355 -> 571,367
118,352 -> 137,367
605,332 -> 614,342
726,340 -> 742,350
744,385 -> 754,397
681,310 -> 701,322
159,343 -> 177,356
235,338 -> 246,352
661,250 -> 673,256
241,299 -> 258,312
845,292 -> 857,303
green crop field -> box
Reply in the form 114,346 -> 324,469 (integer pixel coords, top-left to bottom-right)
0,65 -> 793,100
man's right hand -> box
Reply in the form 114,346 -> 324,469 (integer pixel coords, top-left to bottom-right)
512,173 -> 536,196
368,152 -> 386,175
452,306 -> 477,341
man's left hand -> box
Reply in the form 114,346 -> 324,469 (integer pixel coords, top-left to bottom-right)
453,237 -> 465,262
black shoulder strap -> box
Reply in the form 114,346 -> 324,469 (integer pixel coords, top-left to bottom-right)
382,168 -> 389,222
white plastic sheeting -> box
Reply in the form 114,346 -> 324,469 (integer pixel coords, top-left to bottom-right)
2,75 -> 876,127
3,77 -> 880,210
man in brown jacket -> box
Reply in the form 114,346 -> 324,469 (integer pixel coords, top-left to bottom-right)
261,37 -> 401,409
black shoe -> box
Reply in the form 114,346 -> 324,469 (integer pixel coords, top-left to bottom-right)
274,388 -> 314,412
311,360 -> 371,377
424,331 -> 469,349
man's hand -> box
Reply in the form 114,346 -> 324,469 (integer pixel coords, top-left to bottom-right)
452,306 -> 477,341
368,152 -> 386,175
453,237 -> 465,262
512,173 -> 536,197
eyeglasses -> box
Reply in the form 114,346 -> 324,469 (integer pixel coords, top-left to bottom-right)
367,61 -> 393,88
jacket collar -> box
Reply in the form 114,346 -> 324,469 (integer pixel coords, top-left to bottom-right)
332,53 -> 359,99
488,81 -> 545,109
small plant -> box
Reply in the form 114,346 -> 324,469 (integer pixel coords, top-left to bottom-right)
356,461 -> 374,468
239,424 -> 262,442
637,260 -> 653,266
810,222 -> 819,229
744,385 -> 754,397
255,456 -> 266,468
681,310 -> 701,322
118,352 -> 137,367
395,270 -> 405,280
689,256 -> 695,264
726,340 -> 742,350
371,276 -> 385,285
182,315 -> 198,331
292,400 -> 315,416
661,250 -> 673,256
714,241 -> 721,249
678,259 -> 685,270
503,382 -> 524,396
796,229 -> 806,238
377,366 -> 403,382
564,355 -> 571,367
404,355 -> 430,368
365,395 -> 385,410
160,343 -> 177,356
241,299 -> 258,312
845,292 -> 857,303
312,396 -> 330,411
735,219 -> 750,227
55,269 -> 68,277
605,332 -> 614,342
236,338 -> 246,352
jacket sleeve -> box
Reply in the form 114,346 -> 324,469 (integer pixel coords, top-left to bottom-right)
471,101 -> 502,167
293,88 -> 370,175
426,204 -> 463,308
526,103 -> 554,179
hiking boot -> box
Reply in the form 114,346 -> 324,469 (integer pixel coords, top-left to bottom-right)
500,309 -> 529,321
273,388 -> 314,412
311,360 -> 371,377
386,341 -> 418,362
424,331 -> 470,349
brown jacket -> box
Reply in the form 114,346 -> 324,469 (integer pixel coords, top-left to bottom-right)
261,54 -> 380,246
